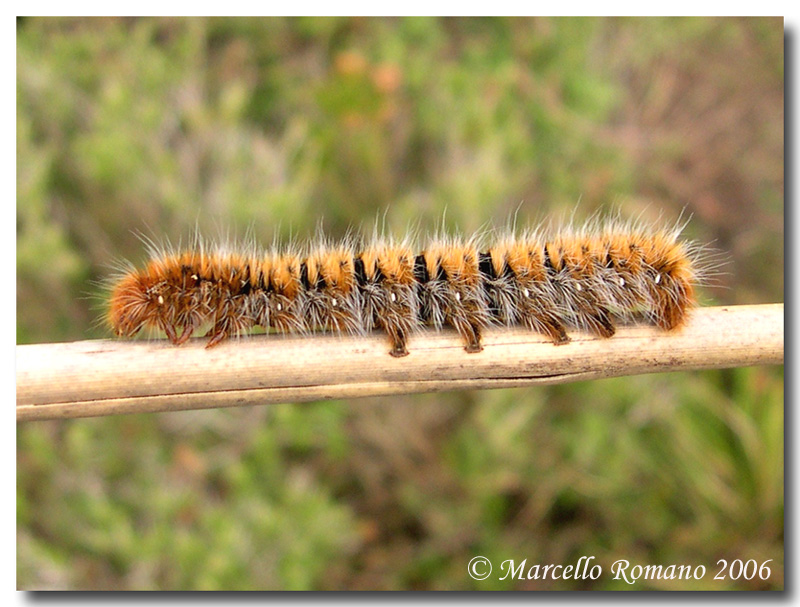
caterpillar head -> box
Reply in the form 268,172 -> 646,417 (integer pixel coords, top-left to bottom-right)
107,273 -> 165,338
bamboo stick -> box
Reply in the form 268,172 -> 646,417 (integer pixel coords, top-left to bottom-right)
16,304 -> 783,421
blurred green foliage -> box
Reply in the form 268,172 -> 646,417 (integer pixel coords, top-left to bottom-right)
17,17 -> 783,589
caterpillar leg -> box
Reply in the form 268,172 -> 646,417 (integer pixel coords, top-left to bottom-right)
652,278 -> 690,331
464,325 -> 483,353
516,297 -> 570,345
583,307 -> 616,338
365,283 -> 417,358
567,284 -> 616,338
204,314 -> 233,347
174,321 -> 196,346
452,319 -> 483,353
159,319 -> 180,345
387,325 -> 410,358
541,317 -> 570,345
655,305 -> 685,331
205,326 -> 229,348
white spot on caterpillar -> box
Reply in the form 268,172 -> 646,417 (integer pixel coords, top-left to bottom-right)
655,274 -> 662,284
191,274 -> 199,281
157,295 -> 164,305
619,277 -> 625,287
331,297 -> 338,307
276,303 -> 283,311
455,292 -> 461,302
523,288 -> 530,298
390,292 -> 396,303
576,283 -> 582,292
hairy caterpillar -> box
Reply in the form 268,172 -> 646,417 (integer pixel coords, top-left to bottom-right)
107,219 -> 707,357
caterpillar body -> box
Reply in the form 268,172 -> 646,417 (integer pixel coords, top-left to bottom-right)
107,220 -> 704,357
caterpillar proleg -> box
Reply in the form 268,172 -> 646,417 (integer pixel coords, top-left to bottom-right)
107,218 -> 708,357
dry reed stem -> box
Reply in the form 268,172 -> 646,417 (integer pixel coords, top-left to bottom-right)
16,304 -> 783,421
